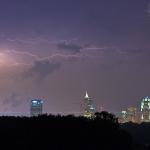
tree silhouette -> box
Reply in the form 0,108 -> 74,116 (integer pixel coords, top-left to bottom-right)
0,113 -> 133,150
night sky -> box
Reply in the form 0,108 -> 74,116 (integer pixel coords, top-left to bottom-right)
0,0 -> 150,115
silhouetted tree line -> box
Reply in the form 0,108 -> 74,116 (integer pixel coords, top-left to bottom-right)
0,111 -> 133,150
122,122 -> 150,150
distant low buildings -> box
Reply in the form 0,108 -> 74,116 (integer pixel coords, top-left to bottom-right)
117,107 -> 137,123
30,99 -> 43,117
121,110 -> 128,123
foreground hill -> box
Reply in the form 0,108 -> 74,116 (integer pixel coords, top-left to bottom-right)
0,112 -> 132,150
122,122 -> 150,150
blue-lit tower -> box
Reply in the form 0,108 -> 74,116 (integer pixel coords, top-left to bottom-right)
30,99 -> 43,117
83,92 -> 95,118
141,96 -> 150,122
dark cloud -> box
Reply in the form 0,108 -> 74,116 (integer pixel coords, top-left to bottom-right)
23,59 -> 61,79
124,48 -> 144,54
3,93 -> 22,108
57,41 -> 82,54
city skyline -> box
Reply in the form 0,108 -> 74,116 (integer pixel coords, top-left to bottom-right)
0,0 -> 150,115
0,92 -> 148,117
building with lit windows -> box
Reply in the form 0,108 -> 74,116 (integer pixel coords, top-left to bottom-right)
117,107 -> 137,123
141,96 -> 150,122
126,107 -> 137,123
83,92 -> 95,118
30,99 -> 43,117
115,110 -> 127,123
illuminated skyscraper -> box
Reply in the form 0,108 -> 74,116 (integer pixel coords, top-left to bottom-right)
83,92 -> 95,118
141,96 -> 150,122
30,99 -> 43,117
126,107 -> 137,123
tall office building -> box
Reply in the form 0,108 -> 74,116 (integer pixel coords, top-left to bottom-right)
126,107 -> 137,123
30,99 -> 43,117
141,96 -> 150,122
83,92 -> 95,118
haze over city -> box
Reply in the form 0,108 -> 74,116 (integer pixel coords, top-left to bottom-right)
0,0 -> 150,115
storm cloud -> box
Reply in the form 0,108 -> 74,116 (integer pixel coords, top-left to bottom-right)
0,0 -> 149,115
57,41 -> 83,54
3,93 -> 22,108
23,59 -> 61,80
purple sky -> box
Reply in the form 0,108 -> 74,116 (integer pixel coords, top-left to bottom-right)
0,0 -> 150,115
